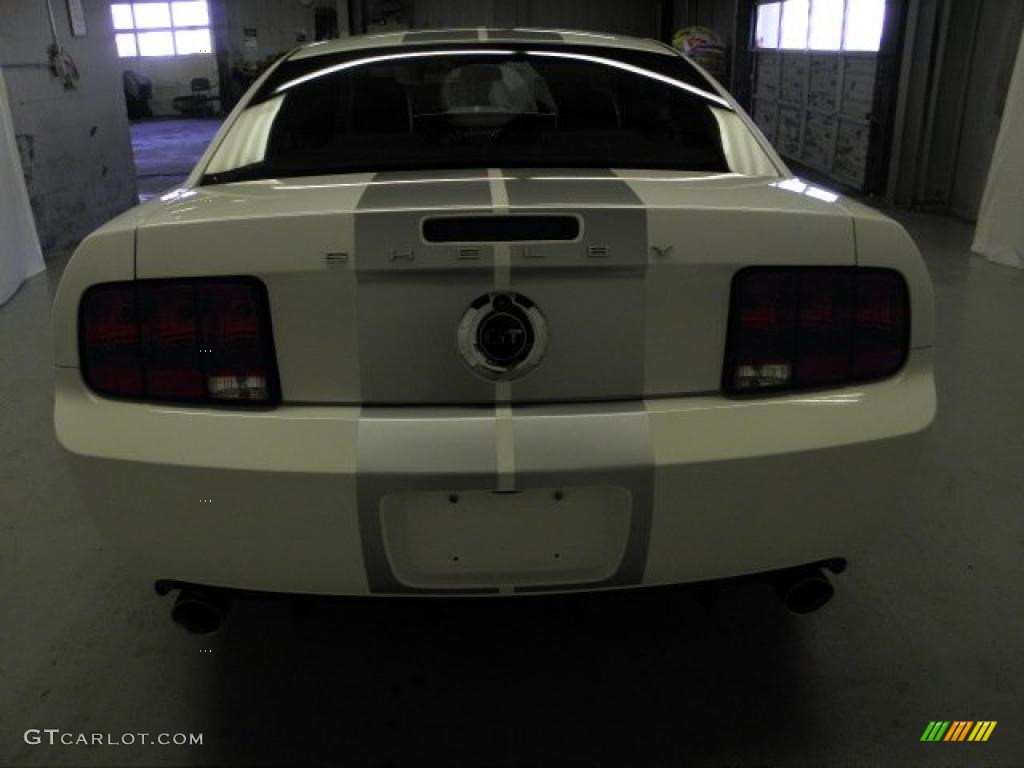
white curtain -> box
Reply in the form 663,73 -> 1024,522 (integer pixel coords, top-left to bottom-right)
0,68 -> 45,306
973,28 -> 1024,269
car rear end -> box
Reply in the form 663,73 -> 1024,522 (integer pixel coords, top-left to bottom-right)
53,30 -> 935,601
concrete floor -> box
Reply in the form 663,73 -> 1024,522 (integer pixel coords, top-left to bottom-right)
1,207 -> 1023,767
130,118 -> 223,201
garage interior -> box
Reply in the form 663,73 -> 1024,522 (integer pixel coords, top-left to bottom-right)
1,1 -> 1023,766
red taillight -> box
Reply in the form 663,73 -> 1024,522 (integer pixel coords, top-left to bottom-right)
140,283 -> 203,399
724,268 -> 909,394
852,271 -> 910,380
80,278 -> 279,404
81,284 -> 143,396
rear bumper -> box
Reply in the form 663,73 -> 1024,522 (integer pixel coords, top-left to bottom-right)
55,350 -> 935,596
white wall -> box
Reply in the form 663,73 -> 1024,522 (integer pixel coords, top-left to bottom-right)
973,26 -> 1024,268
0,0 -> 137,254
0,69 -> 45,305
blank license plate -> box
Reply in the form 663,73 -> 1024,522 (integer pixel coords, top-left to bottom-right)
379,486 -> 632,590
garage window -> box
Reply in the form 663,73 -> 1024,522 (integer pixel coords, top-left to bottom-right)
755,0 -> 886,52
111,1 -> 212,57
755,3 -> 782,48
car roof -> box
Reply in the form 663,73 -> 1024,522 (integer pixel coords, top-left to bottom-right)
288,28 -> 676,61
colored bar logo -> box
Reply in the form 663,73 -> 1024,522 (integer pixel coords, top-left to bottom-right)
921,721 -> 997,742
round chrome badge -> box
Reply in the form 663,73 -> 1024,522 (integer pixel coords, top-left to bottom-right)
458,292 -> 547,380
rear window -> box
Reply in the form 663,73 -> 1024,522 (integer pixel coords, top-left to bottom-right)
202,45 -> 736,184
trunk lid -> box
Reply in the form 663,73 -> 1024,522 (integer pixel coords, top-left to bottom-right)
135,171 -> 855,404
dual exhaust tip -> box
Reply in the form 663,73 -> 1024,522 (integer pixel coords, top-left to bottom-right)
775,566 -> 836,615
156,562 -> 841,634
156,582 -> 229,634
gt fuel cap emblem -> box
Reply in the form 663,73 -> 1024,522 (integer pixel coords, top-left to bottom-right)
458,292 -> 547,380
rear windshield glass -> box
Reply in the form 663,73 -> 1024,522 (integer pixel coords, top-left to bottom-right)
202,45 -> 734,184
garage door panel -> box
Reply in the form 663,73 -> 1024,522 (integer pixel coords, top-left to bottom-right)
754,50 -> 877,191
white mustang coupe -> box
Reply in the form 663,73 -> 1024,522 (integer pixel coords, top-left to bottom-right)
53,28 -> 935,633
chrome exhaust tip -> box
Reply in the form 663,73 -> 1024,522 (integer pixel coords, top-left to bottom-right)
171,586 -> 229,634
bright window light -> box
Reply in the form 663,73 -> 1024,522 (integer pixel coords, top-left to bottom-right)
137,29 -> 174,56
844,0 -> 886,51
132,2 -> 171,29
110,4 -> 134,30
755,3 -> 782,49
175,28 -> 211,55
809,0 -> 844,50
781,0 -> 810,49
115,32 -> 138,56
171,1 -> 208,27
111,1 -> 211,58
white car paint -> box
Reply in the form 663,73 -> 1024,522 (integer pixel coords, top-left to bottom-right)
53,29 -> 935,597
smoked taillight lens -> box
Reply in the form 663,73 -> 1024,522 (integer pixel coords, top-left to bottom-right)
80,284 -> 143,396
80,278 -> 279,404
723,268 -> 909,394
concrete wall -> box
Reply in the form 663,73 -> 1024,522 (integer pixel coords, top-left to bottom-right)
0,0 -> 138,256
220,0 -> 318,65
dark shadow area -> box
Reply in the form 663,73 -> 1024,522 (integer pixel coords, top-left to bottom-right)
195,584 -> 816,766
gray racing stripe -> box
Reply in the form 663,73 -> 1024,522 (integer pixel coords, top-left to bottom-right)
502,167 -> 646,207
353,169 -> 655,594
500,169 -> 654,590
354,170 -> 502,594
485,29 -> 564,41
487,169 -> 515,490
509,400 -> 655,593
356,407 -> 500,595
502,168 -> 648,405
357,170 -> 493,211
402,30 -> 480,43
352,170 -> 495,404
